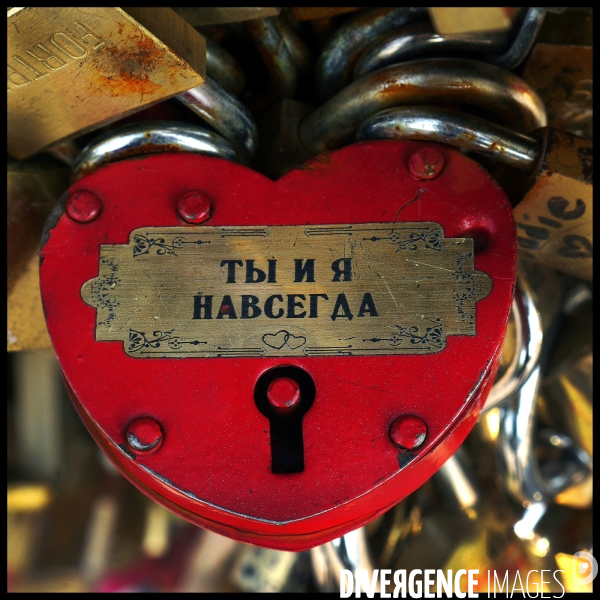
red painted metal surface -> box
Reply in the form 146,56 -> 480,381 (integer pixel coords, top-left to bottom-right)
40,141 -> 517,550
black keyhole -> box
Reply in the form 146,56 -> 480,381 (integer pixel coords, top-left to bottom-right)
254,366 -> 316,474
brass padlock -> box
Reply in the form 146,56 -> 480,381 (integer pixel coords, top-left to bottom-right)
509,129 -> 592,281
522,44 -> 592,139
8,7 -> 206,159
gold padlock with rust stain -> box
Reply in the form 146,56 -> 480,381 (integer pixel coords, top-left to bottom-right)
8,7 -> 206,160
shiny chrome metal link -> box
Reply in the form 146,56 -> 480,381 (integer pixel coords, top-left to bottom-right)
485,7 -> 548,70
318,6 -> 546,103
50,74 -> 257,173
300,58 -> 547,154
205,37 -> 246,96
68,70 -> 257,180
245,17 -> 298,112
356,107 -> 541,171
496,362 -> 592,505
537,430 -> 593,496
177,76 -> 257,162
354,21 -> 508,79
484,277 -> 543,413
433,452 -> 480,515
72,122 -> 237,182
315,7 -> 428,101
274,14 -> 312,77
494,274 -> 592,506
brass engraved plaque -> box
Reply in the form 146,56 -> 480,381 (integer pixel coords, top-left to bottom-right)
81,224 -> 492,358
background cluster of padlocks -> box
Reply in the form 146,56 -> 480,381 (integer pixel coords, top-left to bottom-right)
8,7 -> 592,592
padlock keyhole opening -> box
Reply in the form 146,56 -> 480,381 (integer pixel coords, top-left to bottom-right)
254,366 -> 316,474
465,228 -> 490,253
457,219 -> 495,254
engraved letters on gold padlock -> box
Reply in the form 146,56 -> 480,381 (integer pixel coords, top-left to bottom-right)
7,7 -> 206,160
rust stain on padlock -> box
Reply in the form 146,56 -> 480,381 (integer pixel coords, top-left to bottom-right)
90,36 -> 167,97
294,152 -> 332,173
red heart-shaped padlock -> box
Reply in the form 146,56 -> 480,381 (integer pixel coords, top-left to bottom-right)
40,141 -> 516,550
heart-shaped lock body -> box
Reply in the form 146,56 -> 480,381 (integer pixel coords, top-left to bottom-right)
40,141 -> 516,550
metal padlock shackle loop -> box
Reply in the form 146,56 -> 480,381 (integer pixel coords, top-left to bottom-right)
244,17 -> 299,112
48,75 -> 257,173
215,14 -> 310,114
205,36 -> 246,97
315,7 -> 429,101
484,7 -> 548,70
273,12 -> 313,77
353,21 -> 509,80
299,58 -> 547,154
71,121 -> 238,182
483,275 -> 543,413
494,276 -> 592,505
177,76 -> 257,162
496,364 -> 593,505
68,74 -> 258,180
356,106 -> 541,171
315,7 -> 546,101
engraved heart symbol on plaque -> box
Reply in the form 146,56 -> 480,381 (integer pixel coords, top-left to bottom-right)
40,141 -> 517,550
262,330 -> 307,350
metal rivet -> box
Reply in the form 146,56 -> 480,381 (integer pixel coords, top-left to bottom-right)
67,190 -> 102,223
408,148 -> 445,181
389,415 -> 427,450
266,377 -> 301,411
177,191 -> 212,224
126,417 -> 163,454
